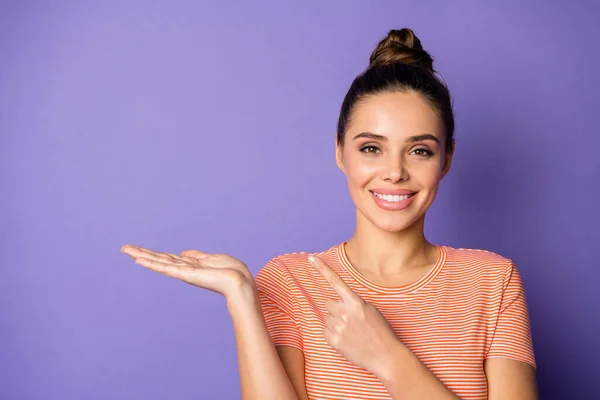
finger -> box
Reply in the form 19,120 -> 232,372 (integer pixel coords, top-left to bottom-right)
121,244 -> 138,260
308,255 -> 359,303
134,257 -> 191,280
122,244 -> 163,255
121,245 -> 149,260
134,257 -> 230,294
180,249 -> 211,260
121,244 -> 138,256
135,246 -> 182,261
180,255 -> 200,263
124,246 -> 186,265
325,314 -> 338,333
122,244 -> 157,258
326,300 -> 344,317
146,250 -> 186,264
179,252 -> 230,270
323,323 -> 339,349
122,245 -> 174,258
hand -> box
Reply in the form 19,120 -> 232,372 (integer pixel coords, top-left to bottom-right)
308,254 -> 402,378
121,244 -> 254,299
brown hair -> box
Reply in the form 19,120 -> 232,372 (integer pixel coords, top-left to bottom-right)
336,28 -> 454,153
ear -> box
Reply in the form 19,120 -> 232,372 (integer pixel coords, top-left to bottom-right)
335,136 -> 346,174
441,139 -> 455,178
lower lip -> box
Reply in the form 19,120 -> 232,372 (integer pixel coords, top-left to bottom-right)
370,191 -> 417,211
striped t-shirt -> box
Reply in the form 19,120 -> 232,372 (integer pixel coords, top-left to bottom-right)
255,243 -> 535,400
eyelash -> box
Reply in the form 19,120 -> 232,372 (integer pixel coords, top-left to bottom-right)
360,145 -> 381,154
412,148 -> 434,157
359,145 -> 434,157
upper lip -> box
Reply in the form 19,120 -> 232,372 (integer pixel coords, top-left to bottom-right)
370,188 -> 416,195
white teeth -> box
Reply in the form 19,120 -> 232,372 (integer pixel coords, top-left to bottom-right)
373,192 -> 413,202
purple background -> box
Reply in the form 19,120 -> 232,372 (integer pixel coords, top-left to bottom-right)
1,1 -> 598,399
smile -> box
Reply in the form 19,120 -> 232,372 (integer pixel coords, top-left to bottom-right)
372,192 -> 415,203
369,190 -> 417,211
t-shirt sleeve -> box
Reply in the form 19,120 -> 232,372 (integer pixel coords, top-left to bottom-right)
486,262 -> 536,368
255,257 -> 303,351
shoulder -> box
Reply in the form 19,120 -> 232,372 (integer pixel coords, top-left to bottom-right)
255,251 -> 310,280
440,246 -> 518,285
255,244 -> 339,286
437,247 -> 528,311
444,245 -> 513,268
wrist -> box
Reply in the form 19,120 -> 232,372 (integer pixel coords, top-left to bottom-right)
376,339 -> 411,385
226,279 -> 260,316
376,341 -> 461,399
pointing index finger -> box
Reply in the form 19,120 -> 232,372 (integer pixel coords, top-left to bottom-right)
308,254 -> 359,303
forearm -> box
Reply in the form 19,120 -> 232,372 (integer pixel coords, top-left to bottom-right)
378,342 -> 461,400
227,284 -> 298,400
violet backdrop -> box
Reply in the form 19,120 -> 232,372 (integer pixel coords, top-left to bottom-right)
1,0 -> 598,399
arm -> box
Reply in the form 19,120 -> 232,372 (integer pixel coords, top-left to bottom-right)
307,255 -> 538,400
378,343 -> 460,399
276,346 -> 309,400
483,262 -> 538,399
485,358 -> 538,399
227,284 -> 303,400
380,262 -> 538,399
253,258 -> 310,400
120,245 -> 301,400
379,344 -> 538,399
277,337 -> 536,400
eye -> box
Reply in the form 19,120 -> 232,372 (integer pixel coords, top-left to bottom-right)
411,148 -> 434,157
360,145 -> 381,154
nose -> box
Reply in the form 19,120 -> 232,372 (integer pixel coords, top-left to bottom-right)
382,154 -> 407,183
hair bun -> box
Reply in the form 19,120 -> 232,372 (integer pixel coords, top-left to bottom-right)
368,28 -> 435,74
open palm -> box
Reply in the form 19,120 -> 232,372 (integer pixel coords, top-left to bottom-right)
121,244 -> 253,297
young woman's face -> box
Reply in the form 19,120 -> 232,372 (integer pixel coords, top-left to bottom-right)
336,90 -> 452,233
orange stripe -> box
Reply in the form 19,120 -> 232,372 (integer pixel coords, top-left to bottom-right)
255,244 -> 536,399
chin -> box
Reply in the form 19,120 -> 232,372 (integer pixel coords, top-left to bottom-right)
362,210 -> 422,233
375,217 -> 418,233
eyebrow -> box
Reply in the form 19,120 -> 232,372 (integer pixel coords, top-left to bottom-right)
352,132 -> 440,143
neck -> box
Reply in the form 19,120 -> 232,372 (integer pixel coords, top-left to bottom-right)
345,212 -> 437,277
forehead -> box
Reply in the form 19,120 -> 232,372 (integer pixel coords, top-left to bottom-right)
348,91 -> 443,139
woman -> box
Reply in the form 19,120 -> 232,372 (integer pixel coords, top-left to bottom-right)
121,28 -> 537,399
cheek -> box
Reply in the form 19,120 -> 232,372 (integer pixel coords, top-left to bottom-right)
418,164 -> 444,186
407,156 -> 444,186
343,154 -> 378,186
